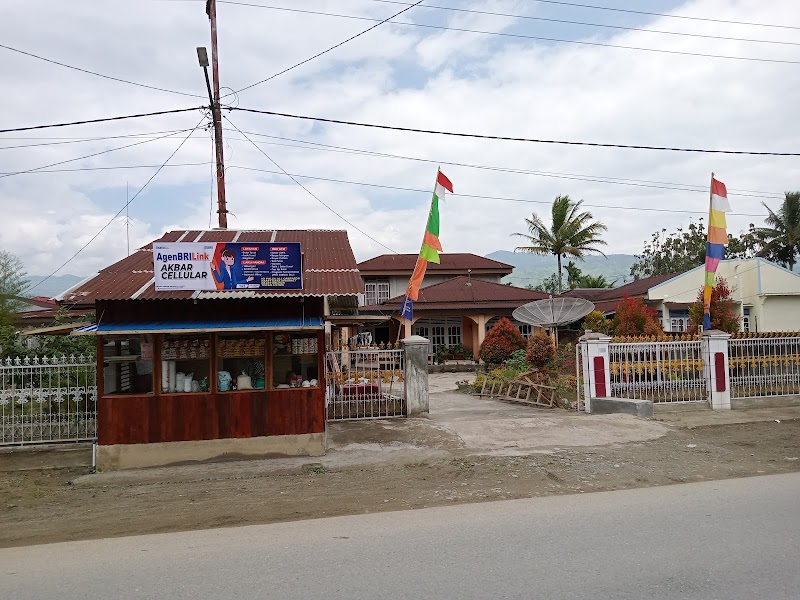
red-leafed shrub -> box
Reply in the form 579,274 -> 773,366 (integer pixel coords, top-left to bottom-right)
480,317 -> 527,365
612,295 -> 663,337
689,277 -> 740,333
526,330 -> 556,376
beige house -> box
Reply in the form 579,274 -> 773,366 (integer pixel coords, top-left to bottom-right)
646,258 -> 800,332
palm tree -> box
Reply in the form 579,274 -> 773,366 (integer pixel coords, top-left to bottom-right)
513,195 -> 608,293
755,192 -> 800,271
578,274 -> 614,288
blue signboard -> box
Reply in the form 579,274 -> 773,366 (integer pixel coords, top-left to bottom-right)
153,242 -> 303,291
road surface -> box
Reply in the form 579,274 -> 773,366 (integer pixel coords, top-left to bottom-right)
2,473 -> 799,599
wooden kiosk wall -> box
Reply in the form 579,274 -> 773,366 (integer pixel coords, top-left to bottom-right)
95,298 -> 326,447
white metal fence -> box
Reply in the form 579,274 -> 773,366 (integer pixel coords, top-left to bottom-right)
0,355 -> 97,445
729,336 -> 800,398
325,348 -> 405,420
609,340 -> 707,403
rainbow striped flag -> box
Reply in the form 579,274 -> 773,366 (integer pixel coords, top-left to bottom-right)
704,176 -> 731,329
400,170 -> 453,321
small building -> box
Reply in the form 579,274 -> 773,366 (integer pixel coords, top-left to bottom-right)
359,276 -> 549,357
60,229 -> 362,470
565,258 -> 800,333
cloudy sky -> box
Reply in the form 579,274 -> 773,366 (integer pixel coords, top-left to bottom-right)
1,0 -> 799,279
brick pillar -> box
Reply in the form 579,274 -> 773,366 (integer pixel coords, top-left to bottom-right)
579,332 -> 612,413
702,330 -> 731,410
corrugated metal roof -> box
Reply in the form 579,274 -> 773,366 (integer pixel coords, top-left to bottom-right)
358,253 -> 513,273
62,229 -> 362,304
361,276 -> 548,313
75,316 -> 323,335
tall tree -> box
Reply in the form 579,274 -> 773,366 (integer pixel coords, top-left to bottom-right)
513,195 -> 608,293
0,251 -> 29,354
630,220 -> 760,279
754,192 -> 800,271
578,274 -> 613,288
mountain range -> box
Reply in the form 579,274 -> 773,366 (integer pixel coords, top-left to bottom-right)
24,274 -> 84,300
486,251 -> 637,289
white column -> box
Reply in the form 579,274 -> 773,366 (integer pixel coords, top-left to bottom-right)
402,335 -> 430,416
579,333 -> 612,413
702,330 -> 731,410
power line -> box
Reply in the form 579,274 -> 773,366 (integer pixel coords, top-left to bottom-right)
231,0 -> 425,95
525,0 -> 800,31
0,43 -> 206,99
215,3 -> 800,65
0,128 -> 201,180
222,129 -> 785,200
26,119 -> 205,295
0,162 -> 213,176
223,115 -> 399,253
0,129 -> 206,150
224,164 -> 768,218
0,107 -> 205,134
229,106 -> 800,156
363,0 -> 800,47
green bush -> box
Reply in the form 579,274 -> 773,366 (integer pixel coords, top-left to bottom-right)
504,349 -> 530,372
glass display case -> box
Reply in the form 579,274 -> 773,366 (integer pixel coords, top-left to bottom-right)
102,335 -> 155,395
216,334 -> 267,391
160,335 -> 211,393
271,332 -> 320,389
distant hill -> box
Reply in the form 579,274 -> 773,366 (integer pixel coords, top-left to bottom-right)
23,274 -> 84,300
487,251 -> 636,289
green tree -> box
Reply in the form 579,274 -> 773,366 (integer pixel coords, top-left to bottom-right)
533,273 -> 560,294
0,251 -> 28,354
630,220 -> 760,279
513,195 -> 608,293
581,310 -> 611,335
564,261 -> 583,290
688,278 -> 740,333
754,192 -> 800,271
577,274 -> 613,288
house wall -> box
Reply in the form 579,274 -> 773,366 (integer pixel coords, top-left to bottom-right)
361,274 -> 504,305
646,259 -> 800,332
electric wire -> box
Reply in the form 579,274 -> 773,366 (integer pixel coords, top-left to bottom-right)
215,3 -> 800,65
231,0 -> 425,95
363,0 -> 800,47
25,118 -> 206,294
0,162 -> 213,176
221,130 -> 786,200
0,107 -> 205,134
223,115 -> 400,253
229,106 -> 800,156
0,128 -> 201,180
224,164 -> 769,218
0,43 -> 206,99
0,128 -> 206,150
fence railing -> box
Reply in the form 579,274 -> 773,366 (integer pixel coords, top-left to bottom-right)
0,355 -> 97,445
609,340 -> 707,403
729,337 -> 800,398
325,348 -> 405,420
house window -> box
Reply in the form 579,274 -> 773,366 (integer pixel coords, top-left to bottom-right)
448,326 -> 462,347
669,309 -> 690,332
364,280 -> 390,305
743,307 -> 751,332
518,324 -> 533,338
414,318 -> 461,352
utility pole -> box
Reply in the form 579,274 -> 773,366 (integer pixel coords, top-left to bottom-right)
199,0 -> 228,228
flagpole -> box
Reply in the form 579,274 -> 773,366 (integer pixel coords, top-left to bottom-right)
395,169 -> 443,344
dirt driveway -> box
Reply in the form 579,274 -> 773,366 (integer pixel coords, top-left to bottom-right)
2,374 -> 800,548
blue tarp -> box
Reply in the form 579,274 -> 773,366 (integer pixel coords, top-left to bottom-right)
73,317 -> 323,335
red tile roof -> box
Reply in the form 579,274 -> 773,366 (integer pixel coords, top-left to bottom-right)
358,253 -> 513,274
562,272 -> 682,313
361,276 -> 549,313
60,230 -> 362,305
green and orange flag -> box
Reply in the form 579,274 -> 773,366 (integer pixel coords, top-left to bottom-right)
400,170 -> 453,321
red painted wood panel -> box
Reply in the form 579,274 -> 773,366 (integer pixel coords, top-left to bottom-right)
592,356 -> 607,398
714,352 -> 727,392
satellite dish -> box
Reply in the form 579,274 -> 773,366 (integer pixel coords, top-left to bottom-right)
513,296 -> 595,332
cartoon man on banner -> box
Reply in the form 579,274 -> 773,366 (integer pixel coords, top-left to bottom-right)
211,248 -> 254,290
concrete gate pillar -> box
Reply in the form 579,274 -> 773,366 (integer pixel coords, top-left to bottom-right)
578,332 -> 612,413
702,330 -> 731,410
402,335 -> 430,417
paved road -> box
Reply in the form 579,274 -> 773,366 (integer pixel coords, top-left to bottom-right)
2,474 -> 799,599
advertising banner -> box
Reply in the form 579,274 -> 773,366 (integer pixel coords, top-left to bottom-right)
153,242 -> 303,292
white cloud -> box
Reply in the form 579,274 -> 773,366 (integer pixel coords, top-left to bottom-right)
1,0 -> 799,282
